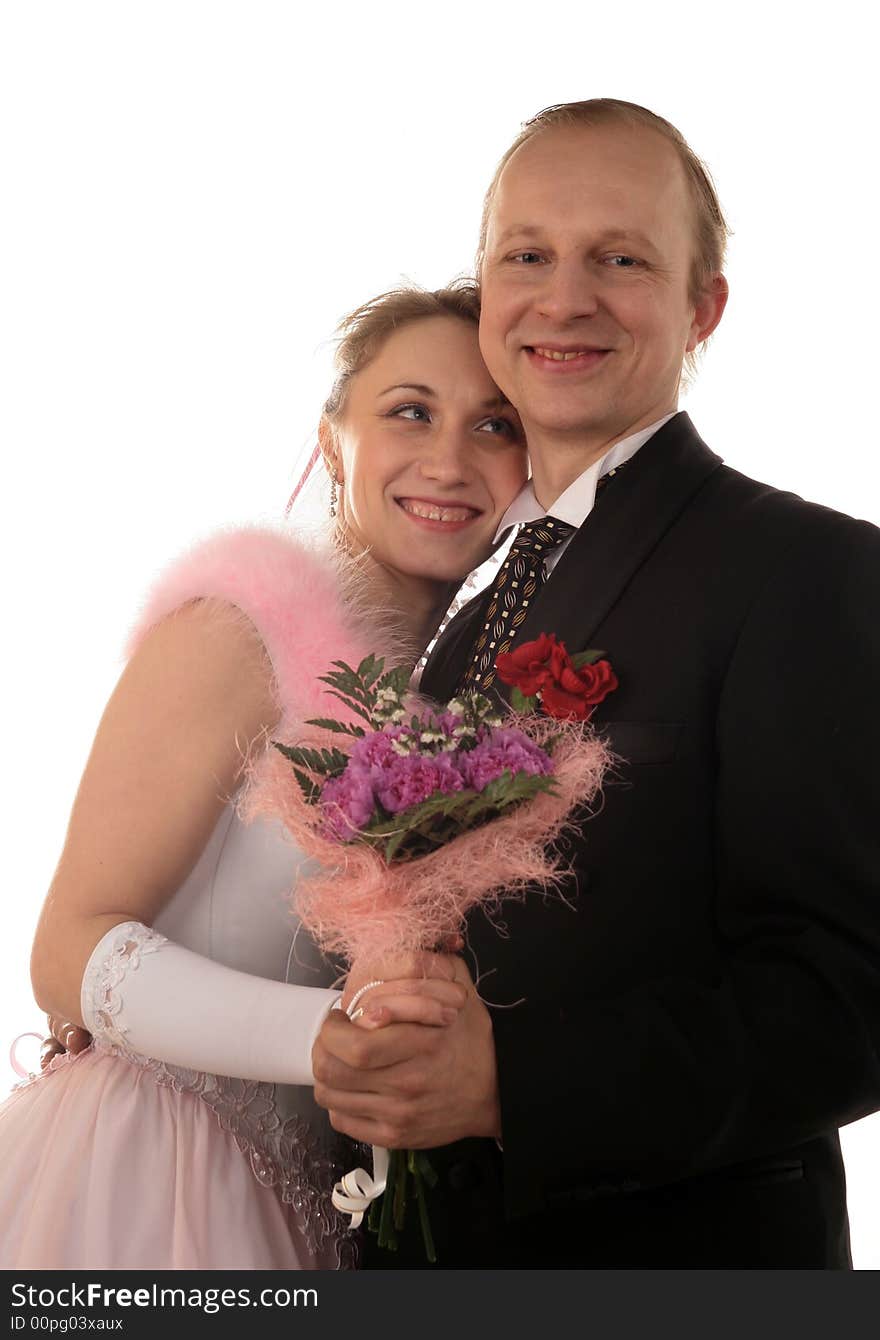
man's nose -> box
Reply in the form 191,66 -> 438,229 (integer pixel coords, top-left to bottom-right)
536,256 -> 601,323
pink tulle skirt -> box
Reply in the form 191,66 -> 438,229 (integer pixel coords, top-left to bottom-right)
0,1047 -> 342,1270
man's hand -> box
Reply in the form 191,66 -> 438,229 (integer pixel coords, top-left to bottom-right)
313,954 -> 501,1149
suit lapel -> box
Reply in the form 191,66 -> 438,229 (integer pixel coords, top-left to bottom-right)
422,414 -> 722,705
420,586 -> 493,701
506,413 -> 723,697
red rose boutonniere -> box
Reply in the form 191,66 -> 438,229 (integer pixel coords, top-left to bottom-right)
495,634 -> 618,721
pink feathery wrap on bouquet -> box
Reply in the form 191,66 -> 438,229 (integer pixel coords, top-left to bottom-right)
244,713 -> 611,966
125,524 -> 414,737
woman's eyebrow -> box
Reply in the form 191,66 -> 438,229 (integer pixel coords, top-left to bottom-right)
378,382 -> 436,397
378,383 -> 512,410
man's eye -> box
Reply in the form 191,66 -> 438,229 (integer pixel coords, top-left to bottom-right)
604,255 -> 641,268
390,404 -> 431,422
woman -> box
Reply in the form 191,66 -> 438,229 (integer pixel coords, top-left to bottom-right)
0,282 -> 529,1269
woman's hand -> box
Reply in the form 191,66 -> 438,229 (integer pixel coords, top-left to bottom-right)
348,976 -> 468,1030
341,938 -> 469,1029
39,1015 -> 92,1070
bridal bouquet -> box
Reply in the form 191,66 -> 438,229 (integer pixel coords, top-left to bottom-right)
246,639 -> 614,1258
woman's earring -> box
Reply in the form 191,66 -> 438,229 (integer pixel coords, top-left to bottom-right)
328,464 -> 339,519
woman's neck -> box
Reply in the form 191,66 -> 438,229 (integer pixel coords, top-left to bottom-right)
359,558 -> 456,656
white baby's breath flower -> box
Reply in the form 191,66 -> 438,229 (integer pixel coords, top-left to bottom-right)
420,730 -> 446,746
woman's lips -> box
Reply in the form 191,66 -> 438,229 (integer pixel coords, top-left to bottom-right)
525,346 -> 610,373
396,498 -> 483,532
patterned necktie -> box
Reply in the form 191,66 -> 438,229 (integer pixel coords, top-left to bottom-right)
594,460 -> 625,497
459,515 -> 576,692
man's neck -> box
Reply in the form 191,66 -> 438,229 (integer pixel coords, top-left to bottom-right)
528,406 -> 678,510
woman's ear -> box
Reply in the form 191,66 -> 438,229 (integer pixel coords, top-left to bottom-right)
318,416 -> 343,484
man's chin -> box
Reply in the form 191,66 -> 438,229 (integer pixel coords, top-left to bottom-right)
523,407 -> 613,441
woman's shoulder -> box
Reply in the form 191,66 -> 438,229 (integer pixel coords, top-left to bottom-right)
124,524 -> 396,731
125,525 -> 337,653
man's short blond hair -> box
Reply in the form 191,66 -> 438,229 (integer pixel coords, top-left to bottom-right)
477,98 -> 729,306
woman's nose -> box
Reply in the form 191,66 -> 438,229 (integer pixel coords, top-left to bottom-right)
418,429 -> 471,482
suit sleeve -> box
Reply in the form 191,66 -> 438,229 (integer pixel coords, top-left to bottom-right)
491,516 -> 880,1216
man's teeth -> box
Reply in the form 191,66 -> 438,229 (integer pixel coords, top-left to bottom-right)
533,347 -> 599,361
399,500 -> 477,522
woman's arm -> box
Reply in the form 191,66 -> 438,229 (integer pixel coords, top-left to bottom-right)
30,597 -> 279,1027
30,598 -> 465,1083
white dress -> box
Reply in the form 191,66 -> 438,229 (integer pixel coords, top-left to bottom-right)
0,805 -> 357,1270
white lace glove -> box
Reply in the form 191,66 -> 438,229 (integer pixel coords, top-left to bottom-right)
81,920 -> 340,1084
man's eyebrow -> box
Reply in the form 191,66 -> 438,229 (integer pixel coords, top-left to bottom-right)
494,225 -> 545,247
595,228 -> 660,253
378,383 -> 512,409
492,224 -> 661,253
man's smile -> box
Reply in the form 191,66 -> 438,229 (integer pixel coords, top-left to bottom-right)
524,344 -> 611,373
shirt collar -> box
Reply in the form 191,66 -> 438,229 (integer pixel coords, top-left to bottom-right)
493,412 -> 677,542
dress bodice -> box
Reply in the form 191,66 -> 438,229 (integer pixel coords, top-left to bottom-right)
153,801 -> 338,993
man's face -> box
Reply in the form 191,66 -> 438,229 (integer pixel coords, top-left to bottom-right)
479,123 -> 721,455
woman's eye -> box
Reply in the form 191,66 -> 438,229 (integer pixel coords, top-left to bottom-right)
510,251 -> 544,265
477,417 -> 517,437
390,403 -> 431,422
604,254 -> 641,268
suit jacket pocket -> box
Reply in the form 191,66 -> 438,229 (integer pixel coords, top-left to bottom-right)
725,1158 -> 805,1187
600,720 -> 683,766
682,1156 -> 806,1198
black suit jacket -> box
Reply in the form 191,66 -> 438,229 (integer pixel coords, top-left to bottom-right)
365,413 -> 880,1268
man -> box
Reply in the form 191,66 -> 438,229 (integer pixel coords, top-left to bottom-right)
317,100 -> 880,1267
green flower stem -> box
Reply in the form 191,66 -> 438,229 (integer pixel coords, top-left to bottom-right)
411,1156 -> 438,1264
367,1149 -> 438,1263
376,1149 -> 400,1251
393,1150 -> 408,1232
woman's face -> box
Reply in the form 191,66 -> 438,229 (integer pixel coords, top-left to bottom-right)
333,316 -> 529,584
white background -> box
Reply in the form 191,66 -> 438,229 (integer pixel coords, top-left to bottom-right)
1,1 -> 877,1265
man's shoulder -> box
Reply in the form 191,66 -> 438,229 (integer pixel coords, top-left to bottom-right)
700,458 -> 878,553
664,414 -> 875,545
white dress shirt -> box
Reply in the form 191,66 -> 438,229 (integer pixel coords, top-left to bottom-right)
493,413 -> 677,575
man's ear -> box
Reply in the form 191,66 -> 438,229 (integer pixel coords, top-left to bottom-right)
318,416 -> 343,483
687,273 -> 729,353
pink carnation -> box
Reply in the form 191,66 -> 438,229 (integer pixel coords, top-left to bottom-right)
430,753 -> 468,795
320,769 -> 376,840
349,730 -> 398,777
459,728 -> 553,792
377,754 -> 464,815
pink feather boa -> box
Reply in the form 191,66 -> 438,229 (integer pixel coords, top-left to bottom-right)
125,524 -> 411,736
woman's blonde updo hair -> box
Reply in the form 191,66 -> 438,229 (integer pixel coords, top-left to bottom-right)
321,278 -> 481,426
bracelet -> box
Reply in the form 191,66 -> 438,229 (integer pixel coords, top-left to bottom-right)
345,979 -> 386,1021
